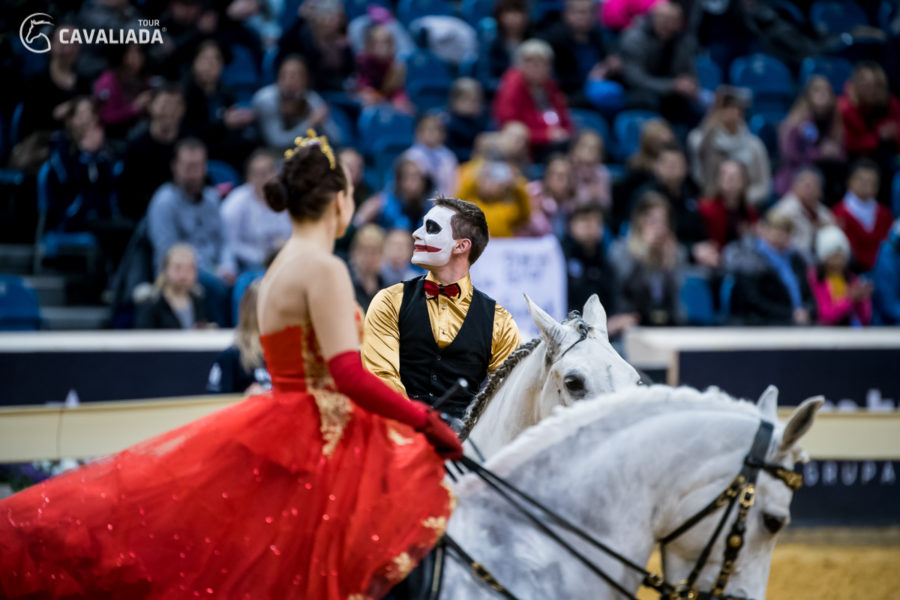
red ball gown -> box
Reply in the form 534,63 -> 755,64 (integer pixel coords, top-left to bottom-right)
0,319 -> 455,599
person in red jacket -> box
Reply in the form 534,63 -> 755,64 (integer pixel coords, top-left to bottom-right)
698,159 -> 758,250
837,61 -> 900,188
832,159 -> 894,272
493,38 -> 574,161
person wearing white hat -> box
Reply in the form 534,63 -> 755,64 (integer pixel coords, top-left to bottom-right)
807,225 -> 873,326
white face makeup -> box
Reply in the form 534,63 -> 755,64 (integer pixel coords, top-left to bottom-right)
411,206 -> 456,268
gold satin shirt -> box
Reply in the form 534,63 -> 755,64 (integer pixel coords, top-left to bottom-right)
362,273 -> 521,394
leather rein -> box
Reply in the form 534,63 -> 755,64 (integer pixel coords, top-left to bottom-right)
443,420 -> 802,600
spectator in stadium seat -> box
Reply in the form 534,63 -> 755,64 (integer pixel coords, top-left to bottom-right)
93,44 -> 151,140
831,160 -> 894,273
277,0 -> 355,93
691,86 -> 772,207
338,147 -> 372,208
118,84 -> 186,221
611,119 -> 676,232
838,61 -> 900,183
355,158 -> 434,232
486,0 -> 532,81
444,78 -> 488,163
135,243 -> 213,329
19,25 -> 91,141
494,40 -> 574,160
635,145 -> 717,267
183,40 -> 257,169
147,138 -> 235,325
871,220 -> 900,325
349,224 -> 387,312
698,160 -> 758,251
75,0 -> 141,81
458,158 -> 531,238
522,154 -> 576,237
602,0 -> 662,32
775,76 -> 845,199
252,55 -> 340,152
207,279 -> 270,394
355,24 -> 413,113
563,203 -> 638,335
619,1 -> 700,127
380,229 -> 420,286
723,212 -> 816,326
609,191 -> 686,326
404,113 -> 459,196
808,225 -> 873,326
220,150 -> 292,273
570,130 -> 612,212
769,167 -> 835,261
540,0 -> 622,106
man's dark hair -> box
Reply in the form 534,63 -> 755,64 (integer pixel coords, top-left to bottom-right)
848,158 -> 880,180
571,202 -> 605,221
434,197 -> 490,265
151,81 -> 185,101
174,137 -> 207,158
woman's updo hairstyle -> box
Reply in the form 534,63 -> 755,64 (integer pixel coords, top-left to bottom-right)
264,132 -> 347,221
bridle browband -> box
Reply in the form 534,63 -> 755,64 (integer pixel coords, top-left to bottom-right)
443,419 -> 802,600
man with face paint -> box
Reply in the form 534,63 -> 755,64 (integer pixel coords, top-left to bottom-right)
362,197 -> 521,422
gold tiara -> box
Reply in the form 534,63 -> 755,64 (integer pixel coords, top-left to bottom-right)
284,129 -> 336,169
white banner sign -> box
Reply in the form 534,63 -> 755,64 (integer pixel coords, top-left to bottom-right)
470,235 -> 567,340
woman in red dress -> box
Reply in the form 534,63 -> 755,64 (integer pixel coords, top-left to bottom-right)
0,132 -> 462,600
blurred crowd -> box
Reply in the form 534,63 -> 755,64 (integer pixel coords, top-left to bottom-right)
2,0 -> 900,342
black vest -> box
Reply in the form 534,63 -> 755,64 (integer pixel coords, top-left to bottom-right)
398,276 -> 495,419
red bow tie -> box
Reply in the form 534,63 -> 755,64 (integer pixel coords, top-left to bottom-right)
424,280 -> 461,299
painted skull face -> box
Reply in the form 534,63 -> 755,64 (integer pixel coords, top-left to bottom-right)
411,206 -> 457,267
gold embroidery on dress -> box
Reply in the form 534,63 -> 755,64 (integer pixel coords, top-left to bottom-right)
389,553 -> 414,582
311,389 -> 353,457
421,516 -> 448,542
441,480 -> 458,512
347,595 -> 368,600
387,428 -> 414,446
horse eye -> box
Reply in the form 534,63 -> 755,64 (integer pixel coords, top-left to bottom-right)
762,512 -> 786,534
564,374 -> 586,396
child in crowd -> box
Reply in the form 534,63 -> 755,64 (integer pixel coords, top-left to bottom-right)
356,24 -> 412,112
404,113 -> 458,196
569,130 -> 611,211
808,225 -> 873,326
445,78 -> 487,162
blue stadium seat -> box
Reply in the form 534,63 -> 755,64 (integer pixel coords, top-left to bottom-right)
810,1 -> 870,35
0,275 -> 41,331
357,105 -> 415,157
729,54 -> 795,114
799,56 -> 854,94
232,270 -> 264,325
207,159 -> 241,188
879,0 -> 897,29
329,104 -> 356,148
222,45 -> 261,103
719,274 -> 737,323
531,0 -> 564,25
748,111 -> 784,166
569,109 -> 614,155
397,0 -> 453,26
696,54 -> 723,92
771,0 -> 808,26
680,275 -> 715,325
461,0 -> 496,26
34,160 -> 98,272
405,51 -> 453,113
892,171 -> 900,219
613,110 -> 661,162
9,103 -> 24,150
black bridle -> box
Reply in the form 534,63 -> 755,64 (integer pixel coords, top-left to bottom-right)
444,419 -> 802,600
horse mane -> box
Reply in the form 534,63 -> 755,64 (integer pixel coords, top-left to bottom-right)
484,384 -> 764,475
462,337 -> 542,433
462,312 -> 590,435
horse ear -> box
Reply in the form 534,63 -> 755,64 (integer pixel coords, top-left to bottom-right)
524,294 -> 565,354
757,385 -> 779,421
779,396 -> 824,452
582,294 -> 608,336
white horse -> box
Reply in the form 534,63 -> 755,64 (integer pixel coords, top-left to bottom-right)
464,294 -> 642,458
442,384 -> 821,599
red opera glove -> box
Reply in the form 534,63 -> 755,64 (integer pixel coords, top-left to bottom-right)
416,409 -> 464,461
327,351 -> 429,428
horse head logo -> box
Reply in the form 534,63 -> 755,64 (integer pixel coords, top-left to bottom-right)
20,13 -> 55,54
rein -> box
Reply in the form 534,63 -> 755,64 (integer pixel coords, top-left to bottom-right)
446,420 -> 802,600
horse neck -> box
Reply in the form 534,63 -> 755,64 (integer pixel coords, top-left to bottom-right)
449,406 -> 758,598
469,344 -> 546,457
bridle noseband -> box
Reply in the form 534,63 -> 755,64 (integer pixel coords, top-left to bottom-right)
444,419 -> 802,600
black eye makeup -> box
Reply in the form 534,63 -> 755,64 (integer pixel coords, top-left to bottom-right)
425,219 -> 442,234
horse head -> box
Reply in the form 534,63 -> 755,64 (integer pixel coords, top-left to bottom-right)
525,293 -> 642,423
